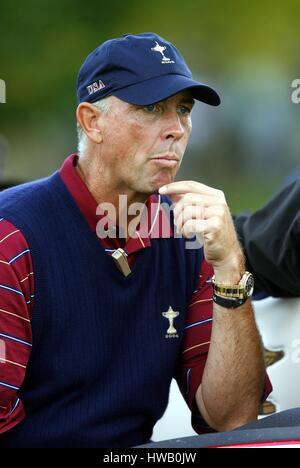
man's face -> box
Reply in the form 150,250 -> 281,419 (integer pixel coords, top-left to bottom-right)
98,91 -> 194,194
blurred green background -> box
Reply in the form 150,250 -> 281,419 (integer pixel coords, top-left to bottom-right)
0,0 -> 299,212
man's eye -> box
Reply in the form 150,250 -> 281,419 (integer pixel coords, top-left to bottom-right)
143,104 -> 157,112
178,106 -> 191,115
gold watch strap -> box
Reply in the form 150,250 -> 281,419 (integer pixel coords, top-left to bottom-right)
213,285 -> 243,298
212,272 -> 249,299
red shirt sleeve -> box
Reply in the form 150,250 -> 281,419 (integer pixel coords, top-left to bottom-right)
177,259 -> 273,434
175,259 -> 214,433
0,219 -> 34,433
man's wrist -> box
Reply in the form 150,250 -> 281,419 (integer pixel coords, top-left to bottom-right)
213,252 -> 245,284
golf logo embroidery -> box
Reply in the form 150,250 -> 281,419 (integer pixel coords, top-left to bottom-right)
151,42 -> 175,64
162,306 -> 179,338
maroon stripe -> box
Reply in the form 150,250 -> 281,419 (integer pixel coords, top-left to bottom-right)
0,220 -> 33,432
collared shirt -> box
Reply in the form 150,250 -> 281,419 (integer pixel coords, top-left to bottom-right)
0,154 -> 269,436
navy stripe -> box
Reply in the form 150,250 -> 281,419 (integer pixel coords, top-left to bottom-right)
186,368 -> 191,395
9,398 -> 20,415
184,318 -> 213,330
0,284 -> 24,296
9,249 -> 30,265
0,332 -> 32,347
0,381 -> 20,391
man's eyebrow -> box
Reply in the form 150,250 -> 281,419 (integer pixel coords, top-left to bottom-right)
181,97 -> 195,106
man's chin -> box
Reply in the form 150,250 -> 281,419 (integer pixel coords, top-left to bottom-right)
135,174 -> 175,196
151,174 -> 175,191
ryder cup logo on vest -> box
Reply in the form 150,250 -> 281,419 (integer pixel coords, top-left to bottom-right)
151,41 -> 174,64
0,79 -> 6,103
86,80 -> 106,96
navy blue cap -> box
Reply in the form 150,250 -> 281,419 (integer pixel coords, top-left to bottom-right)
77,32 -> 220,106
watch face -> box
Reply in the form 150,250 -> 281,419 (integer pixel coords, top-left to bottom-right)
245,274 -> 255,297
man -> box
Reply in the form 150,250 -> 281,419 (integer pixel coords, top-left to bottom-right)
235,178 -> 300,297
0,32 -> 271,448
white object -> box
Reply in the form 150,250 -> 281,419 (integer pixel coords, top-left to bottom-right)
254,297 -> 300,412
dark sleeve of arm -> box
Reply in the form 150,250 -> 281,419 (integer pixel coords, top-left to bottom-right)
234,180 -> 300,297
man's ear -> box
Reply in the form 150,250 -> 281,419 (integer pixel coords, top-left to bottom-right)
76,103 -> 103,144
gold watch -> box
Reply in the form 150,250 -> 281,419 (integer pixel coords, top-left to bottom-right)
212,271 -> 255,309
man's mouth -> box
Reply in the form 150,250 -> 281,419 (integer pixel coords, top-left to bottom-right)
150,153 -> 179,168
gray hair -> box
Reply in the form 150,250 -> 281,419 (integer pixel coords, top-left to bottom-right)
77,96 -> 112,157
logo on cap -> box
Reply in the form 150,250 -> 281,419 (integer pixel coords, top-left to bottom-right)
86,80 -> 106,96
151,41 -> 174,64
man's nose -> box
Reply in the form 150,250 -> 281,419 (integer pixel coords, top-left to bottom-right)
161,113 -> 185,141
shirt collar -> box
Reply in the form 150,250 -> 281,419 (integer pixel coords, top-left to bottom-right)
59,154 -> 173,250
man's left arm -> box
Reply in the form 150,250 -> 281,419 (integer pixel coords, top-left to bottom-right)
160,181 -> 268,432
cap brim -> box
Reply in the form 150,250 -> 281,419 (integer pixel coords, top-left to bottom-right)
112,74 -> 221,106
